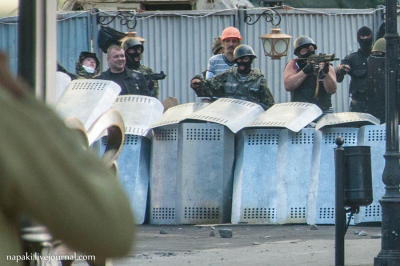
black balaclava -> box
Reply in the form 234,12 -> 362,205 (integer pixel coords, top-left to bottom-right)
296,44 -> 316,69
357,26 -> 373,54
125,47 -> 141,69
297,44 -> 315,59
236,57 -> 254,75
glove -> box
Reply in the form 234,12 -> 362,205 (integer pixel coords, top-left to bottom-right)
319,63 -> 330,79
302,63 -> 314,75
319,70 -> 327,80
323,62 -> 330,73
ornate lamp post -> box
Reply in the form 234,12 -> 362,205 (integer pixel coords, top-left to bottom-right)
374,0 -> 400,265
244,9 -> 292,60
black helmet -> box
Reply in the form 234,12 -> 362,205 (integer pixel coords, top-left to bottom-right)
293,36 -> 317,55
122,38 -> 144,53
233,44 -> 257,61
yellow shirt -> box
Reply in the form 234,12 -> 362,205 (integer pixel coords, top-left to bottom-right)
0,88 -> 135,264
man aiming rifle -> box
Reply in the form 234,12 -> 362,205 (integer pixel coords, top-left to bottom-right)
284,36 -> 337,114
297,53 -> 339,98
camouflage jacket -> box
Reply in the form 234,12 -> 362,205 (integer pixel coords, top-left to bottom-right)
128,64 -> 160,99
191,66 -> 275,110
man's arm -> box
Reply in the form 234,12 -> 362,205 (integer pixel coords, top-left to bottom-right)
259,77 -> 275,110
335,56 -> 351,83
190,72 -> 227,98
284,59 -> 310,91
205,58 -> 215,79
323,64 -> 337,94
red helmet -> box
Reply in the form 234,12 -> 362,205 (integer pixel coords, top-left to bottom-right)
221,27 -> 242,41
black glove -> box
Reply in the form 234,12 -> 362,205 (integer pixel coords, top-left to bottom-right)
302,63 -> 314,75
318,63 -> 330,79
323,62 -> 330,73
319,70 -> 326,80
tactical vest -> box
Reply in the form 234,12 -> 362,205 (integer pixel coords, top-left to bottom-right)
224,72 -> 262,102
292,74 -> 332,111
125,71 -> 153,96
342,50 -> 369,96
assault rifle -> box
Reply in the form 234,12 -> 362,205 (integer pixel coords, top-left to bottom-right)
297,53 -> 339,98
143,71 -> 166,97
297,53 -> 339,64
143,71 -> 167,81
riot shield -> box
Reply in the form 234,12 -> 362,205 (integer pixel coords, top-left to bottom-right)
366,56 -> 385,123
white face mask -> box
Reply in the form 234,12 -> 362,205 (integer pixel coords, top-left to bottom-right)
83,65 -> 95,74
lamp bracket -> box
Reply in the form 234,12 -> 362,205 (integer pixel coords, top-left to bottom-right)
244,8 -> 281,27
98,11 -> 137,30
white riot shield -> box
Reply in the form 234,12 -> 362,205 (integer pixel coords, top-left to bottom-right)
55,79 -> 121,130
247,102 -> 322,132
187,98 -> 264,133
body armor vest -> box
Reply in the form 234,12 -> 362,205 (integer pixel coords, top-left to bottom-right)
224,72 -> 262,102
125,71 -> 153,96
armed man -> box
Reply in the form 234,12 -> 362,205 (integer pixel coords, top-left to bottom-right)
190,44 -> 275,110
284,36 -> 337,114
122,38 -> 165,98
335,26 -> 373,112
96,44 -> 164,97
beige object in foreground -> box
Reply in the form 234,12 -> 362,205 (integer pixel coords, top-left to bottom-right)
0,52 -> 135,265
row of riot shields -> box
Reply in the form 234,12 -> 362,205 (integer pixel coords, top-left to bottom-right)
55,78 -> 385,225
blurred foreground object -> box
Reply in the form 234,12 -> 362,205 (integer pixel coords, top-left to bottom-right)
0,52 -> 135,265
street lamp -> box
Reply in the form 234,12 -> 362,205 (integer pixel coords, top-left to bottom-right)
374,0 -> 400,265
245,9 -> 292,60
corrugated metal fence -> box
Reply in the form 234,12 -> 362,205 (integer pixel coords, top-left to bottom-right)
0,7 -> 388,112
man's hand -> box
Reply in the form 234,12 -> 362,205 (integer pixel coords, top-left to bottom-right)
339,64 -> 351,75
302,62 -> 314,75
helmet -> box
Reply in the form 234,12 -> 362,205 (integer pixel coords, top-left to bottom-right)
293,36 -> 317,55
372,38 -> 386,53
233,44 -> 257,61
122,38 -> 144,53
221,27 -> 242,41
212,36 -> 223,55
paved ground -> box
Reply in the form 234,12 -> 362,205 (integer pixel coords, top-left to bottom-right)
87,223 -> 382,266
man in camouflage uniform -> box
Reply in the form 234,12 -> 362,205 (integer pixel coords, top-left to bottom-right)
75,51 -> 100,79
121,38 -> 159,98
190,44 -> 275,110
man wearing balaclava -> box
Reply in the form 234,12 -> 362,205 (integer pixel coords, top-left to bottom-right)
284,36 -> 337,114
336,26 -> 373,112
189,44 -> 275,110
122,38 -> 159,98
